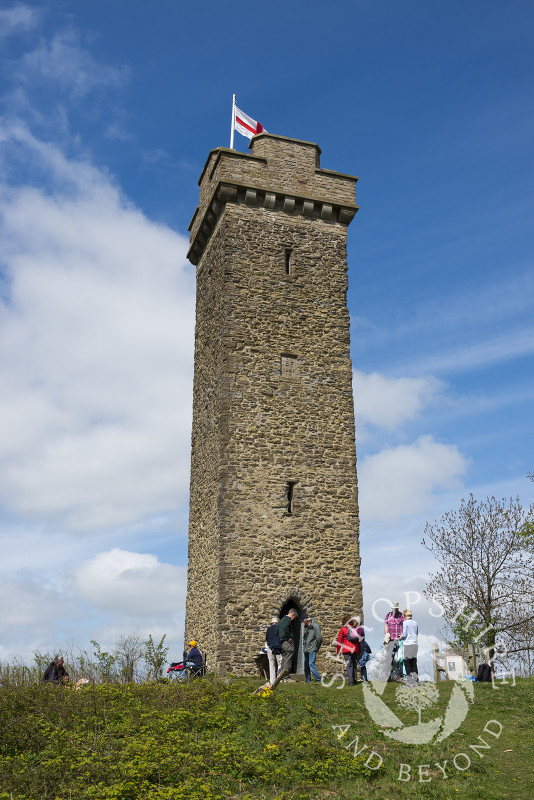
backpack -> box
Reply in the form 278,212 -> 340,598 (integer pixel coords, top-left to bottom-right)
346,625 -> 360,644
363,640 -> 372,654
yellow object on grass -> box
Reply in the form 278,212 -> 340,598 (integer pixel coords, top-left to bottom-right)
256,687 -> 273,698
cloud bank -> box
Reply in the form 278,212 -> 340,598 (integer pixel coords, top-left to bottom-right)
354,369 -> 443,431
0,5 -> 38,41
0,123 -> 195,532
358,435 -> 468,521
73,548 -> 187,616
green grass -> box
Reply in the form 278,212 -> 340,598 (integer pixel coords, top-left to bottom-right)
0,676 -> 532,799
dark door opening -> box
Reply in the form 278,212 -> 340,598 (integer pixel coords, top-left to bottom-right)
279,598 -> 306,674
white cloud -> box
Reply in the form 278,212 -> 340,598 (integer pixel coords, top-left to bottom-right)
0,549 -> 188,661
0,123 -> 195,531
16,29 -> 128,98
73,548 -> 186,616
354,369 -> 443,431
358,435 -> 468,521
0,5 -> 38,41
0,572 -> 65,636
407,327 -> 534,376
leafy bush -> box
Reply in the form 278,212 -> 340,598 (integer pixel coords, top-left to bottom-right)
143,635 -> 169,681
0,634 -> 173,688
2,676 -> 531,799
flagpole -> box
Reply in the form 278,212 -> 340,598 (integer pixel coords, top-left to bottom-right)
230,93 -> 236,149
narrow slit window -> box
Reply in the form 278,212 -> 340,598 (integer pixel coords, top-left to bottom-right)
285,248 -> 292,275
287,481 -> 297,514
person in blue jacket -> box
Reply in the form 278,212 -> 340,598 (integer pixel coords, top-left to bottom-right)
265,617 -> 282,685
184,640 -> 202,665
176,640 -> 203,680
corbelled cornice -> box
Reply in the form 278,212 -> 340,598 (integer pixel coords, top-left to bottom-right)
187,179 -> 358,266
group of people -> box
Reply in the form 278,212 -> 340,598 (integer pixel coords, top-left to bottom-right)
264,610 -> 372,687
384,602 -> 419,683
265,609 -> 325,685
42,643 -> 205,684
43,603 -> 418,688
264,602 -> 418,687
336,614 -> 372,684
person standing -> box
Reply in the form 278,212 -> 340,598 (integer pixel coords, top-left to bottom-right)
400,609 -> 418,683
384,602 -> 404,681
353,616 -> 370,682
265,616 -> 282,685
302,616 -> 323,683
336,615 -> 361,686
275,608 -> 299,684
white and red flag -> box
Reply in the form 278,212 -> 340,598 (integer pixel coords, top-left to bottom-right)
234,105 -> 265,139
230,95 -> 266,148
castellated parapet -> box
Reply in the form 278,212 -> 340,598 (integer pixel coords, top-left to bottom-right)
185,133 -> 362,676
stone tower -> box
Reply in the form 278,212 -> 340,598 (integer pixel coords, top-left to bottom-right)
185,133 -> 362,676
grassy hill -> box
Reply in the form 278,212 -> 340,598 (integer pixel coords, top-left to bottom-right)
0,676 -> 532,799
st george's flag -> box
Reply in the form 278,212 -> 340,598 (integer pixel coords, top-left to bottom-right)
234,105 -> 266,139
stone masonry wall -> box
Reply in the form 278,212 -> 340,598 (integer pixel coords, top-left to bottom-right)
184,223 -> 226,662
185,135 -> 362,676
189,134 -> 357,247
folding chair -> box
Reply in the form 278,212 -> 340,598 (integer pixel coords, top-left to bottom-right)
167,653 -> 207,682
186,653 -> 207,680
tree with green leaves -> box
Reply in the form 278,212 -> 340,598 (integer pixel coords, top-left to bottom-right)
447,610 -> 495,652
91,640 -> 116,683
423,494 -> 534,669
144,634 -> 169,680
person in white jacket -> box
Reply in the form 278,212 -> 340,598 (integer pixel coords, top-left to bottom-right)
400,609 -> 419,684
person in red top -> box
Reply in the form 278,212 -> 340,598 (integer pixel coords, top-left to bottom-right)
336,614 -> 362,685
384,602 -> 404,681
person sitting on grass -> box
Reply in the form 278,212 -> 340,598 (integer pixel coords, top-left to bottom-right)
42,654 -> 69,684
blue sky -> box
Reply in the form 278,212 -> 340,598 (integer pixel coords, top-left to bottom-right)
0,1 -> 533,670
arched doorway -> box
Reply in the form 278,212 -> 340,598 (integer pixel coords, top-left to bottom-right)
279,598 -> 306,674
